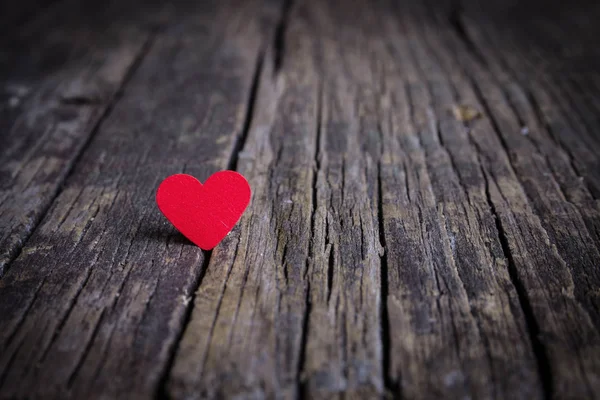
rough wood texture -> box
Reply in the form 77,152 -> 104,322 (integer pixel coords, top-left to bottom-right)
1,0 -> 599,398
0,0 -> 275,397
0,0 -> 164,275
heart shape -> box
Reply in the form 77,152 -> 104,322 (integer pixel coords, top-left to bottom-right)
156,171 -> 251,250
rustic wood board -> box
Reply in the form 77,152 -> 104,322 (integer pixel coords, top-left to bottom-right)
0,0 -> 599,398
0,0 -> 166,276
0,0 -> 278,397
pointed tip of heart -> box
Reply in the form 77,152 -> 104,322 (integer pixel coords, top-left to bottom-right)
156,171 -> 251,250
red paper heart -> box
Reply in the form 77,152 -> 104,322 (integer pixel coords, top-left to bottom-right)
156,171 -> 251,250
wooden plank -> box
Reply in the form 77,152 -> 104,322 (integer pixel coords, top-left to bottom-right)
167,1 -> 317,397
435,5 -> 600,332
376,3 -> 544,398
409,1 -> 600,398
0,0 -> 276,397
169,1 -> 387,398
296,1 -> 384,397
0,0 -> 163,276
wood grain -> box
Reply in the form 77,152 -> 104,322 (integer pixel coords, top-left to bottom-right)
378,4 -> 544,398
0,0 -> 162,276
0,0 -> 599,398
0,0 -> 277,397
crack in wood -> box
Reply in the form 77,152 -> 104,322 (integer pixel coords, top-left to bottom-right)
297,285 -> 311,399
326,216 -> 334,304
59,96 -> 102,106
154,249 -> 212,400
273,0 -> 294,74
227,48 -> 266,171
377,162 -> 401,399
298,77 -> 323,398
480,166 -> 554,400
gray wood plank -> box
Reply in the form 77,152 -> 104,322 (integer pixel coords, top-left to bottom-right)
411,1 -> 600,397
0,0 -> 164,276
168,2 -> 319,397
377,3 -> 544,398
169,1 -> 387,398
298,2 -> 385,397
430,3 -> 600,332
0,0 -> 276,397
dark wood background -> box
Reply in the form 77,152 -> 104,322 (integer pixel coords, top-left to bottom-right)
1,0 -> 599,398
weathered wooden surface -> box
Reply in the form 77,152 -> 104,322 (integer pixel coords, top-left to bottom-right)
0,0 -> 166,275
1,0 -> 599,398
